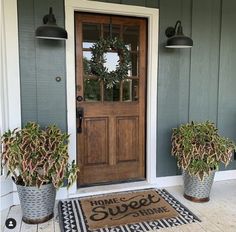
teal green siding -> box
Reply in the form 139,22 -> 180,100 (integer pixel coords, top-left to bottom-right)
189,0 -> 221,122
18,0 -> 67,131
218,0 -> 236,170
157,0 -> 236,176
18,0 -> 37,122
18,0 -> 236,178
158,0 -> 192,176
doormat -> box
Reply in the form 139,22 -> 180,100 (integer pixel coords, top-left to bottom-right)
58,189 -> 200,232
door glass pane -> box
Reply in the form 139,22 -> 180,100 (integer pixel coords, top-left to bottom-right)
84,79 -> 101,101
123,26 -> 139,51
104,83 -> 120,101
104,52 -> 119,72
83,51 -> 92,75
82,22 -> 140,102
124,26 -> 139,77
83,24 -> 101,48
103,24 -> 120,39
128,53 -> 138,77
123,79 -> 139,101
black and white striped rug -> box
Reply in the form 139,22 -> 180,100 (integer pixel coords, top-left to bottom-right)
58,189 -> 200,232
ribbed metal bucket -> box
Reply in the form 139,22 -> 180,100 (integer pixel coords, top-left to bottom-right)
183,170 -> 215,202
16,183 -> 56,224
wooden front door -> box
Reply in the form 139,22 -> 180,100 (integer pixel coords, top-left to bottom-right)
75,13 -> 147,186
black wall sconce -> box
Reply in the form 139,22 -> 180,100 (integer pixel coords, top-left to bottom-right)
35,7 -> 68,40
165,20 -> 193,48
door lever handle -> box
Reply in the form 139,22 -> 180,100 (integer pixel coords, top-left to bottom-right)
76,107 -> 84,133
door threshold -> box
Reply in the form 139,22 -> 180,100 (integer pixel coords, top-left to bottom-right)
69,180 -> 157,198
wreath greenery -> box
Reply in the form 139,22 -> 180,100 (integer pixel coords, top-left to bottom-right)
90,37 -> 131,89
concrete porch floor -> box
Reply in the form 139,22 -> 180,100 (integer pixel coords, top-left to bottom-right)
1,179 -> 236,232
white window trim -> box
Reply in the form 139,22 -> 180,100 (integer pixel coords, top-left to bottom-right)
65,0 -> 159,197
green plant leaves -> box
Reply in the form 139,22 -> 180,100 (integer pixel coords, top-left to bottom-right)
172,121 -> 236,180
1,122 -> 79,188
90,37 -> 131,89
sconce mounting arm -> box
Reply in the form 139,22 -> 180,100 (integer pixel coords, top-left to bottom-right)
165,20 -> 182,38
43,7 -> 56,25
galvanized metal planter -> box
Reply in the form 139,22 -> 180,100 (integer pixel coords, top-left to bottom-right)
183,170 -> 216,202
16,183 -> 56,224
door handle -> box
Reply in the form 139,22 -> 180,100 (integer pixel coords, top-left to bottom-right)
76,107 -> 84,133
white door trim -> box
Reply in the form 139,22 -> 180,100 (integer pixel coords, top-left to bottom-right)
1,0 -> 21,210
65,0 -> 159,196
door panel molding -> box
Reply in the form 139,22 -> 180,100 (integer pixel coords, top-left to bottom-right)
84,117 -> 109,166
65,0 -> 159,195
116,116 -> 139,163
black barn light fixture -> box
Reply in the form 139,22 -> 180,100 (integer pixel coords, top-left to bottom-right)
165,20 -> 193,48
35,7 -> 68,40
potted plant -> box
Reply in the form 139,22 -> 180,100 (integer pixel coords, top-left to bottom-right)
1,122 -> 79,224
171,121 -> 235,202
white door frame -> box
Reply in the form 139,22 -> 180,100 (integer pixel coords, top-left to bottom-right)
1,0 -> 21,210
65,0 -> 159,196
